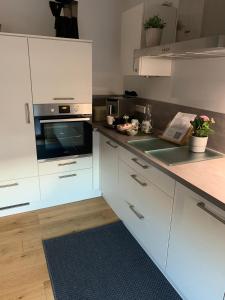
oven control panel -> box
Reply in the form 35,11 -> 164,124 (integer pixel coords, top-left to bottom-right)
33,104 -> 92,116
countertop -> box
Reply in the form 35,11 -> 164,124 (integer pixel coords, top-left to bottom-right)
94,123 -> 225,211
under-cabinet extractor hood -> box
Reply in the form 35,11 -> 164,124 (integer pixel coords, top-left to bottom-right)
135,35 -> 225,59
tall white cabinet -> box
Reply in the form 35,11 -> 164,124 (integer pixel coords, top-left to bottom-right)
0,35 -> 39,216
0,35 -> 38,181
28,37 -> 92,104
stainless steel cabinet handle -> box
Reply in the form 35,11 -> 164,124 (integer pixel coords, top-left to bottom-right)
0,202 -> 30,211
106,141 -> 118,149
127,202 -> 144,220
132,158 -> 149,169
59,174 -> 77,179
0,183 -> 19,189
53,97 -> 74,101
25,103 -> 31,124
58,161 -> 77,167
197,202 -> 225,225
130,174 -> 147,187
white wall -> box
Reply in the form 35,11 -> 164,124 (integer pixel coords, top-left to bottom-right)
0,0 -> 55,36
79,0 -> 123,95
0,0 -> 123,96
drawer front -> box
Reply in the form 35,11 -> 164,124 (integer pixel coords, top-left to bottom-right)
119,147 -> 175,197
118,160 -> 173,269
39,168 -> 93,205
38,156 -> 92,176
0,177 -> 40,216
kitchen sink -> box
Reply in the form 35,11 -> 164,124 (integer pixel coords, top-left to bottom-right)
128,138 -> 223,166
128,138 -> 180,152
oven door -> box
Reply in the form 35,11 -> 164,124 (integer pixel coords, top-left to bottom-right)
35,117 -> 92,160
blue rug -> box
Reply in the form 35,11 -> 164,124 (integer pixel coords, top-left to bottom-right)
43,221 -> 182,300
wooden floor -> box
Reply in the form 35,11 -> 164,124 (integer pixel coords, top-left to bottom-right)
0,197 -> 118,300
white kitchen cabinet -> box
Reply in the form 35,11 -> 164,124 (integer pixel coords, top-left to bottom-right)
121,4 -> 144,75
0,177 -> 40,217
167,183 -> 225,300
100,135 -> 124,218
134,56 -> 172,77
39,168 -> 93,207
38,155 -> 92,176
119,147 -> 175,197
0,34 -> 38,182
28,37 -> 92,104
118,159 -> 174,270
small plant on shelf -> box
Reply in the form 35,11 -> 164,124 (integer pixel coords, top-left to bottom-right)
144,15 -> 166,30
144,15 -> 166,47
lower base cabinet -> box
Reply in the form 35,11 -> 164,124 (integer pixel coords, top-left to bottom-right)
0,177 -> 40,217
39,168 -> 93,206
118,159 -> 174,270
166,183 -> 225,300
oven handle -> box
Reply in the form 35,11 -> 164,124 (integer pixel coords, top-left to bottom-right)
40,118 -> 91,124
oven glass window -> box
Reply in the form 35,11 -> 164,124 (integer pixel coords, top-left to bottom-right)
35,120 -> 92,160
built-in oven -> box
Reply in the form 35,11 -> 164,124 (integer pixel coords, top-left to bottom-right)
34,104 -> 92,160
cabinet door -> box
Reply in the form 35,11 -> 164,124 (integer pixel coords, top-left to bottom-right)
100,135 -> 122,216
39,168 -> 93,207
0,177 -> 40,217
167,183 -> 225,300
28,38 -> 92,104
0,35 -> 38,181
118,160 -> 173,270
121,4 -> 144,75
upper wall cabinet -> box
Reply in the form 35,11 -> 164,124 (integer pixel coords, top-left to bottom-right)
121,4 -> 144,75
28,38 -> 92,104
0,35 -> 38,181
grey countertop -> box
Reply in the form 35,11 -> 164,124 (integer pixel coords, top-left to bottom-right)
94,123 -> 225,211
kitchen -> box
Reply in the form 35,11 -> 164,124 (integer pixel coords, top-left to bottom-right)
0,0 -> 225,299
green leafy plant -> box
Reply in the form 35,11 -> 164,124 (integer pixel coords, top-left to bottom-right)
144,15 -> 166,30
190,115 -> 215,137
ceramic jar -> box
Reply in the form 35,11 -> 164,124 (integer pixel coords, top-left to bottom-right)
190,136 -> 208,153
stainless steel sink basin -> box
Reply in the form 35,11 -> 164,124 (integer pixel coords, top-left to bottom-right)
128,138 -> 179,152
128,138 -> 223,166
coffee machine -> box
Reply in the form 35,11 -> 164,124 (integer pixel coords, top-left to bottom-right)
106,96 -> 135,118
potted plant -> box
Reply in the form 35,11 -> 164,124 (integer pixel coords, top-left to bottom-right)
144,15 -> 166,47
190,115 -> 215,153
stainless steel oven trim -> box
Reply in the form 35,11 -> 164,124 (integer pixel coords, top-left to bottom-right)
38,154 -> 93,163
40,118 -> 91,124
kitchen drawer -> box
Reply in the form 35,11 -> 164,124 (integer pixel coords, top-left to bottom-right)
119,147 -> 175,197
38,156 -> 92,176
39,168 -> 93,205
0,177 -> 40,216
118,160 -> 173,269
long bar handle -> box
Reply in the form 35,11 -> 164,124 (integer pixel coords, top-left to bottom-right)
197,202 -> 225,225
40,118 -> 90,124
106,141 -> 118,149
132,158 -> 149,169
130,174 -> 147,187
0,183 -> 19,189
53,97 -> 74,101
59,174 -> 77,179
58,161 -> 77,167
25,103 -> 31,124
0,202 -> 30,211
127,202 -> 144,220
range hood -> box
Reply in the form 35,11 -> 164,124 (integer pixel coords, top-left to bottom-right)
134,35 -> 225,59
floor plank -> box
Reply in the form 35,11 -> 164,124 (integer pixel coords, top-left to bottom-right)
0,197 -> 118,299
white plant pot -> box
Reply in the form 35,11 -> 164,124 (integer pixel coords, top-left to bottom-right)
145,28 -> 162,47
190,136 -> 208,153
